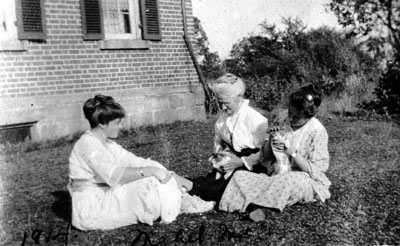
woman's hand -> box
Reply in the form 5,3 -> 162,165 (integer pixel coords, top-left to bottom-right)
171,172 -> 193,191
148,167 -> 172,184
219,152 -> 243,172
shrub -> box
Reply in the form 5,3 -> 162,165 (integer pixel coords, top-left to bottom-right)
244,76 -> 300,111
374,59 -> 400,115
227,19 -> 378,112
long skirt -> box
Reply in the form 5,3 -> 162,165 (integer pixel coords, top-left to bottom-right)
189,165 -> 269,206
69,177 -> 182,230
219,170 -> 329,212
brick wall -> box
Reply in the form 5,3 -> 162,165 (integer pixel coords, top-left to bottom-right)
0,0 -> 206,141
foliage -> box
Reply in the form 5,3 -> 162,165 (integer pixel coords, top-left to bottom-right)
193,17 -> 223,115
193,17 -> 224,80
1,118 -> 399,245
374,58 -> 400,114
227,18 -> 378,110
244,76 -> 300,111
330,0 -> 400,63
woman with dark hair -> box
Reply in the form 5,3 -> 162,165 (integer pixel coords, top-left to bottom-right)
68,94 -> 214,230
218,85 -> 331,221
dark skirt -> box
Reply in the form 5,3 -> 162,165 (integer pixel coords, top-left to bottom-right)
189,165 -> 268,206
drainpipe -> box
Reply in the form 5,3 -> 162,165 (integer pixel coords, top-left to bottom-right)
181,0 -> 212,108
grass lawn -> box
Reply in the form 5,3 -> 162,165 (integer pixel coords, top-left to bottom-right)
0,116 -> 399,245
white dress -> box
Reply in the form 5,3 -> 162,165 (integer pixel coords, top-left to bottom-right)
68,131 -> 183,230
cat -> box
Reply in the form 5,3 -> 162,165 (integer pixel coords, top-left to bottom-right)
268,127 -> 291,175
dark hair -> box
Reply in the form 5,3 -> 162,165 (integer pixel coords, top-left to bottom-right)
289,84 -> 322,118
83,94 -> 126,128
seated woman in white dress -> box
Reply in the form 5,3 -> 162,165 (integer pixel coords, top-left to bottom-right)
219,85 -> 331,221
68,94 -> 214,230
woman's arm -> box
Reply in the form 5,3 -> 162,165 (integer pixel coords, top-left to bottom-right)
78,136 -> 172,186
279,127 -> 329,174
243,111 -> 269,170
113,166 -> 192,190
284,148 -> 311,173
113,166 -> 172,185
213,123 -> 223,154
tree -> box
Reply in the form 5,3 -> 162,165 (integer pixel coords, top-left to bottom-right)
193,17 -> 224,79
375,59 -> 400,114
330,0 -> 400,63
193,17 -> 208,57
226,17 -> 378,110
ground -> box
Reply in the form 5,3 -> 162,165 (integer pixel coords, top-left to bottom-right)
0,116 -> 399,245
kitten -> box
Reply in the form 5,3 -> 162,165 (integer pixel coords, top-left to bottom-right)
269,128 -> 291,175
209,152 -> 233,179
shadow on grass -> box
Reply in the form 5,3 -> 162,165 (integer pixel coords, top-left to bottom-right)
51,191 -> 71,223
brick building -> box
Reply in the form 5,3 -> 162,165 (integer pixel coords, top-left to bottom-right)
0,0 -> 206,142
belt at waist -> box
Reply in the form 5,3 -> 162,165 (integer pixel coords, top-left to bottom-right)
220,140 -> 260,157
69,179 -> 110,192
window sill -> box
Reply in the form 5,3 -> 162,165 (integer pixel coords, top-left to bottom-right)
0,39 -> 28,51
100,39 -> 151,50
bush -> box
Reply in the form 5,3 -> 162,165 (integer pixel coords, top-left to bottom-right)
227,19 -> 378,112
244,76 -> 300,111
199,50 -> 225,80
374,59 -> 400,115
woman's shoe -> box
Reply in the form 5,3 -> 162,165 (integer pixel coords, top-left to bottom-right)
249,208 -> 266,222
181,194 -> 216,214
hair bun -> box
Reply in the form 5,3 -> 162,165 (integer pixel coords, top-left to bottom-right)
93,95 -> 117,109
83,94 -> 125,128
84,98 -> 96,111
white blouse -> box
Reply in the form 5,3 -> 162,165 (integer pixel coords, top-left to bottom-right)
214,100 -> 269,170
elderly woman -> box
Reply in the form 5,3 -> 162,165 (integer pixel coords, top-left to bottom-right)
189,73 -> 269,203
219,85 -> 331,221
68,94 -> 214,230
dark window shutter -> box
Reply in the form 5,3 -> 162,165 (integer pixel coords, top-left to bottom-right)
80,0 -> 104,40
16,0 -> 46,40
140,0 -> 161,40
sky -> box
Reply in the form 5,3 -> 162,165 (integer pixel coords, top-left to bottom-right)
192,0 -> 341,58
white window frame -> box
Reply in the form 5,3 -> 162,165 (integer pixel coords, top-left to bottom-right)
0,0 -> 27,51
0,0 -> 18,40
102,0 -> 142,40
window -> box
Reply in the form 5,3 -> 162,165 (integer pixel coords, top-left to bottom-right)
16,0 -> 46,40
103,0 -> 141,40
0,0 -> 46,51
80,0 -> 161,48
0,0 -> 18,41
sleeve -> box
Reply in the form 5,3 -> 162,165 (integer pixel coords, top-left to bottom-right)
115,143 -> 147,166
308,127 -> 330,174
115,143 -> 167,169
213,121 -> 223,154
76,137 -> 121,187
242,111 -> 269,170
241,152 -> 261,170
249,113 -> 269,148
